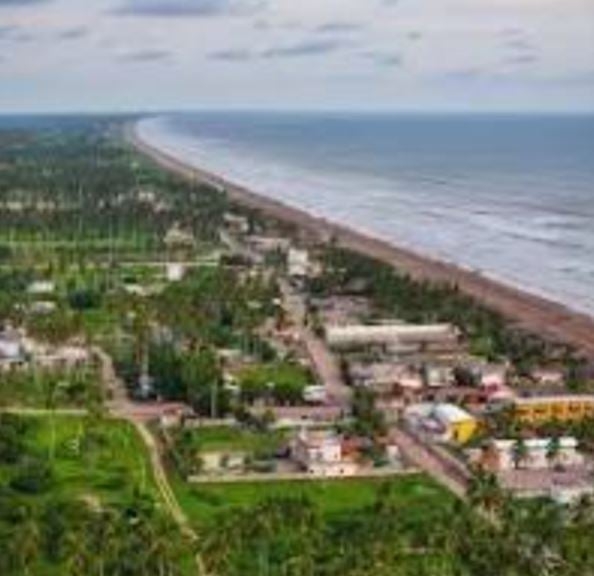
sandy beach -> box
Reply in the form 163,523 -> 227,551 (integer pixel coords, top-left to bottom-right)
127,122 -> 594,360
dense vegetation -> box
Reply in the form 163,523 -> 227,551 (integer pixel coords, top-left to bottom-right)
0,413 -> 193,575
310,246 -> 589,381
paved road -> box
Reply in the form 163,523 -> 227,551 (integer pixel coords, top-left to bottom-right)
278,279 -> 352,407
391,426 -> 469,498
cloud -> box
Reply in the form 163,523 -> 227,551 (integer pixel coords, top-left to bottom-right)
58,26 -> 88,40
442,67 -> 483,81
261,39 -> 346,59
505,54 -> 539,65
114,0 -> 263,17
0,24 -> 33,42
362,51 -> 403,68
407,31 -> 422,42
0,25 -> 18,36
207,48 -> 252,61
117,49 -> 172,62
314,22 -> 362,34
0,0 -> 49,5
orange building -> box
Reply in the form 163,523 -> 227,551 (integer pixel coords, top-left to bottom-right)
513,395 -> 594,424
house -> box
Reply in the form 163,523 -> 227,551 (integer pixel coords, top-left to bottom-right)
292,429 -> 358,477
303,385 -> 327,404
513,395 -> 594,424
425,365 -> 454,388
164,225 -> 195,249
32,345 -> 91,370
30,301 -> 57,314
0,332 -> 24,369
166,263 -> 185,282
27,281 -> 55,295
224,213 -> 250,234
479,437 -> 584,472
404,402 -> 478,444
287,248 -> 310,278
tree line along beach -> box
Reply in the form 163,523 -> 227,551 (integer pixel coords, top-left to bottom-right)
128,120 -> 594,361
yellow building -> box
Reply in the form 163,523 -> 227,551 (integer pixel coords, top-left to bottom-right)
432,404 -> 478,443
513,395 -> 594,424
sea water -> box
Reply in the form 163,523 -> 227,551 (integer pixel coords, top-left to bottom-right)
138,112 -> 594,318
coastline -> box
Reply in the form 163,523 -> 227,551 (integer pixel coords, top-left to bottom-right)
126,121 -> 594,360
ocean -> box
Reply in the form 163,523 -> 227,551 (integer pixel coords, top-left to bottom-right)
137,112 -> 594,318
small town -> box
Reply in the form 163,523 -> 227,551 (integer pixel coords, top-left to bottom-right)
0,119 -> 593,575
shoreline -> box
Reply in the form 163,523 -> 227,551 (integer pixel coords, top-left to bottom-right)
126,122 -> 594,360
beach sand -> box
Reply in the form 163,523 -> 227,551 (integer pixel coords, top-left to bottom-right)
127,122 -> 594,360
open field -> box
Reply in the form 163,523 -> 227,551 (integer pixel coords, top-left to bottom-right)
0,415 -> 158,504
173,472 -> 454,525
183,425 -> 288,453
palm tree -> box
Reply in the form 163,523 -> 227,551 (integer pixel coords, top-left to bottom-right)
12,514 -> 40,576
512,438 -> 528,470
546,435 -> 561,469
467,469 -> 504,515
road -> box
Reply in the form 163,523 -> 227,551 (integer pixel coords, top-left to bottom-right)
91,348 -> 199,539
278,278 -> 352,407
390,426 -> 469,498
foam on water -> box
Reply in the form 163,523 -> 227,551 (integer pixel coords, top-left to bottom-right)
137,112 -> 594,318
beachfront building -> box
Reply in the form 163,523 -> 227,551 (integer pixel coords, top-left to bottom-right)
325,323 -> 459,351
292,429 -> 358,477
287,248 -> 310,278
404,402 -> 478,444
478,437 -> 584,472
513,395 -> 594,424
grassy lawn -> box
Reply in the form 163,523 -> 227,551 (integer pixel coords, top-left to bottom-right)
173,473 -> 453,526
0,415 -> 158,506
186,425 -> 288,453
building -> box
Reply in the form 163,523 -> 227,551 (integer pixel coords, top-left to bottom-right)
303,385 -> 328,404
325,323 -> 458,350
287,248 -> 310,278
292,429 -> 357,477
404,402 -> 478,444
223,212 -> 250,234
513,395 -> 594,424
27,281 -> 55,295
425,365 -> 455,388
164,225 -> 195,249
166,263 -> 185,282
479,437 -> 584,472
0,332 -> 24,370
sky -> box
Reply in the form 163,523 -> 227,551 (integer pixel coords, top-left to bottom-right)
0,0 -> 593,113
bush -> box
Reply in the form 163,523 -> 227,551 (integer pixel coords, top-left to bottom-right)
10,458 -> 54,494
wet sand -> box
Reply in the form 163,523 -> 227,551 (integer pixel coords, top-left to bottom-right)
127,122 -> 594,360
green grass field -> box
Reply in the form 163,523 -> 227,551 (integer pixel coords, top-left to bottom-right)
173,472 -> 454,526
0,415 -> 158,506
184,425 -> 288,453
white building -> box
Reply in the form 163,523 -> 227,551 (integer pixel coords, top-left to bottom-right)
480,437 -> 584,472
326,323 -> 458,349
0,332 -> 24,369
166,263 -> 185,282
303,385 -> 327,404
287,248 -> 310,278
292,429 -> 357,477
27,281 -> 55,295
